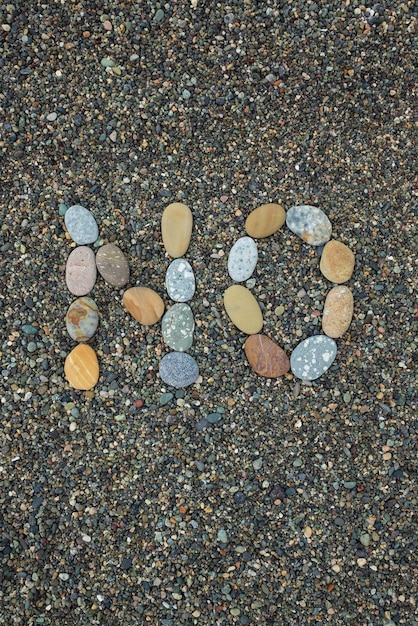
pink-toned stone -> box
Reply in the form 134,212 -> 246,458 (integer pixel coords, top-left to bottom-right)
322,286 -> 354,338
66,246 -> 96,296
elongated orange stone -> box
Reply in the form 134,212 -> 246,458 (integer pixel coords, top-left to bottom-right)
161,202 -> 193,258
64,344 -> 99,390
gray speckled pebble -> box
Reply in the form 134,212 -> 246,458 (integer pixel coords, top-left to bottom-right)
290,335 -> 337,381
162,303 -> 194,352
286,205 -> 332,246
64,205 -> 99,245
159,352 -> 199,388
166,258 -> 195,302
228,236 -> 258,282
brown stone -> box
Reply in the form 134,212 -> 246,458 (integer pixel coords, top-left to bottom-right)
64,344 -> 99,390
322,286 -> 354,338
320,240 -> 355,283
96,243 -> 129,287
66,246 -> 97,296
244,334 -> 290,377
161,202 -> 193,258
223,285 -> 263,335
245,203 -> 286,238
123,287 -> 164,325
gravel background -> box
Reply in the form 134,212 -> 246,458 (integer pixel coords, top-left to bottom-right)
0,1 -> 417,625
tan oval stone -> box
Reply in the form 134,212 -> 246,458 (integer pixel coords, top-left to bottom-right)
322,286 -> 354,338
223,285 -> 263,334
66,246 -> 97,296
161,202 -> 193,258
245,203 -> 286,238
244,334 -> 290,377
64,344 -> 99,390
320,240 -> 355,283
123,287 -> 164,325
96,243 -> 129,287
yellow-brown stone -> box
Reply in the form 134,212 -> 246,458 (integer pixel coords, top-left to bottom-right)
244,334 -> 290,377
322,286 -> 354,338
64,344 -> 99,390
123,287 -> 164,325
161,202 -> 193,258
245,203 -> 286,238
320,240 -> 355,283
223,285 -> 263,334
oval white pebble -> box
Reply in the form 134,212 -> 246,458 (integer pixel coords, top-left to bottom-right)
290,335 -> 337,381
228,236 -> 258,282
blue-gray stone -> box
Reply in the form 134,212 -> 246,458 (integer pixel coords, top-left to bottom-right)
64,205 -> 99,245
165,258 -> 195,302
228,236 -> 258,282
286,205 -> 332,246
22,324 -> 38,335
159,352 -> 199,388
207,412 -> 222,423
290,335 -> 337,380
162,303 -> 194,351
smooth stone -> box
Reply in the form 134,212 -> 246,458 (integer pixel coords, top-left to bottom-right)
162,303 -> 194,351
223,285 -> 263,334
228,236 -> 258,282
320,240 -> 355,283
290,335 -> 337,381
165,258 -> 195,302
64,344 -> 99,390
322,286 -> 354,338
65,297 -> 99,341
123,287 -> 164,325
64,205 -> 99,245
159,352 -> 199,388
161,202 -> 193,258
244,334 -> 290,377
245,203 -> 286,238
96,243 -> 130,288
66,246 -> 97,296
286,205 -> 332,246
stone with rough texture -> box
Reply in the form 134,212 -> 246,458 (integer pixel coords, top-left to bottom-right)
65,297 -> 99,341
64,344 -> 99,390
228,236 -> 258,282
64,205 -> 99,245
244,334 -> 290,377
162,303 -> 194,351
66,246 -> 97,296
166,258 -> 195,302
245,203 -> 286,238
286,205 -> 332,246
161,202 -> 193,258
123,287 -> 164,325
159,352 -> 199,388
224,285 -> 263,334
320,240 -> 355,283
96,243 -> 129,287
290,335 -> 337,381
322,286 -> 354,338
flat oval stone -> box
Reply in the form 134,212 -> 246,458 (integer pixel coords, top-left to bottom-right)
245,203 -> 286,238
162,303 -> 194,351
224,285 -> 263,334
123,287 -> 164,325
65,297 -> 99,341
96,243 -> 129,287
64,205 -> 99,245
322,286 -> 354,338
290,335 -> 337,381
244,334 -> 290,377
64,344 -> 99,390
66,246 -> 97,296
320,240 -> 355,283
286,205 -> 332,246
228,236 -> 258,282
165,258 -> 195,302
161,202 -> 193,258
159,352 -> 199,388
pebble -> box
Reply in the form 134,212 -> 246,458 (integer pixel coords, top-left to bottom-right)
64,205 -> 99,245
122,287 -> 164,326
162,303 -> 194,352
159,352 -> 199,388
161,202 -> 193,258
290,335 -> 337,380
320,239 -> 355,283
244,334 -> 290,377
64,344 -> 99,390
65,246 -> 97,296
96,243 -> 130,288
165,258 -> 195,302
223,285 -> 263,335
245,203 -> 286,238
322,286 -> 354,338
65,297 -> 99,341
286,205 -> 332,246
227,236 -> 258,282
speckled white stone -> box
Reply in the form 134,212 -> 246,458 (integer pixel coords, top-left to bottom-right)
64,205 -> 99,245
228,236 -> 258,282
165,258 -> 195,302
162,303 -> 194,352
286,205 -> 332,246
290,335 -> 337,381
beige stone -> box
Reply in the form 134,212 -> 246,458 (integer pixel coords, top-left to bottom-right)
161,202 -> 193,258
66,246 -> 97,296
320,240 -> 355,283
322,286 -> 354,338
96,243 -> 129,287
244,334 -> 290,377
123,287 -> 164,325
64,344 -> 99,390
245,203 -> 286,238
223,285 -> 263,334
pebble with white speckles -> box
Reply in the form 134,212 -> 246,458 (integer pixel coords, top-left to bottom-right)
165,258 -> 195,302
228,236 -> 258,282
162,303 -> 195,352
290,335 -> 337,380
286,205 -> 332,246
64,205 -> 99,245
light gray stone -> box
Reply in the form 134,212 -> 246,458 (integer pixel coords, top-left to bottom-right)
228,236 -> 258,282
159,352 -> 199,388
290,335 -> 337,381
65,205 -> 99,245
162,303 -> 194,352
286,205 -> 332,246
165,258 -> 195,302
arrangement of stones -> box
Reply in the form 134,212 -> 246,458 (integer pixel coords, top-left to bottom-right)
224,203 -> 355,381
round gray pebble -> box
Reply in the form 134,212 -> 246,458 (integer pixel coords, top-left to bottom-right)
159,352 -> 199,388
64,205 -> 99,245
